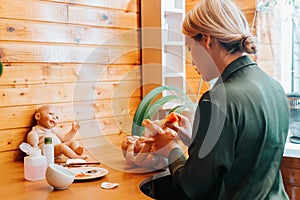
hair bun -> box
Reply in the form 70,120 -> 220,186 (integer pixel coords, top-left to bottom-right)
240,36 -> 257,54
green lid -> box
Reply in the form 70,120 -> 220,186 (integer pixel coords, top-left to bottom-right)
44,137 -> 52,144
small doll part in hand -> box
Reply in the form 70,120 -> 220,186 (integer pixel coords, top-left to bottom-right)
120,113 -> 180,169
121,135 -> 168,170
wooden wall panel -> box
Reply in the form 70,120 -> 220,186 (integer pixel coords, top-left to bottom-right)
0,0 -> 140,163
0,43 -> 139,64
0,19 -> 139,46
0,98 -> 140,130
0,0 -> 68,22
0,81 -> 140,106
41,0 -> 138,12
0,64 -> 140,85
281,157 -> 300,200
68,6 -> 137,29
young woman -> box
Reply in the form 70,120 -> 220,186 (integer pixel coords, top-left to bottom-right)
152,0 -> 290,199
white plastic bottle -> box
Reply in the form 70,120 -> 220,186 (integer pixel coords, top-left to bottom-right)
24,148 -> 47,181
43,137 -> 54,166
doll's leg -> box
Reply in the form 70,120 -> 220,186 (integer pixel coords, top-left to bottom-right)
66,141 -> 85,155
54,143 -> 89,159
134,138 -> 159,168
125,142 -> 136,165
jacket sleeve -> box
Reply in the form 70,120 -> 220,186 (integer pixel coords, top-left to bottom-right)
168,100 -> 237,199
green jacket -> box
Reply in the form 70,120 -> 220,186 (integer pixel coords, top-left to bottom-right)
169,55 -> 290,200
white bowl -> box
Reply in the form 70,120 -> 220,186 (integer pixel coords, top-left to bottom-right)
46,164 -> 75,190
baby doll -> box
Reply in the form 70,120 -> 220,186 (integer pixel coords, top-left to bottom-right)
121,135 -> 168,170
121,113 -> 179,169
27,105 -> 89,160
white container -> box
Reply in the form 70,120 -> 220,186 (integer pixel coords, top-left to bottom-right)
43,137 -> 54,165
24,148 -> 47,181
46,164 -> 75,190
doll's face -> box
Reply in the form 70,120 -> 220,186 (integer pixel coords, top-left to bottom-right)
35,105 -> 59,129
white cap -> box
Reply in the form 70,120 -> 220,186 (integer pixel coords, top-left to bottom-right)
30,148 -> 42,156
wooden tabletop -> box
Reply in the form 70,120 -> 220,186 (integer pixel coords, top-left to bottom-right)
0,134 -> 163,200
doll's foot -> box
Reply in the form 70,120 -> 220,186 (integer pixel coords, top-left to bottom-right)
74,146 -> 84,155
79,154 -> 89,160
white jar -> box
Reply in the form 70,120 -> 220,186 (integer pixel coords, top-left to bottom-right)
24,148 -> 47,181
43,137 -> 54,166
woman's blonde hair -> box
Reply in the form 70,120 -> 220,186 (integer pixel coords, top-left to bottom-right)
182,0 -> 257,54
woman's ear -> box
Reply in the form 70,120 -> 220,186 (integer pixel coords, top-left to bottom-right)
34,112 -> 41,121
202,34 -> 212,49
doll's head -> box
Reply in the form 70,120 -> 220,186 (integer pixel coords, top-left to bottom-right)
34,105 -> 59,129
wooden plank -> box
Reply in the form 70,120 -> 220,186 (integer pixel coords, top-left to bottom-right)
233,0 -> 255,11
0,64 -> 141,85
70,0 -> 138,12
281,166 -> 300,187
0,150 -> 24,164
68,5 -> 138,29
283,185 -> 300,200
0,81 -> 141,107
39,0 -> 138,12
186,65 -> 201,79
281,157 -> 300,200
0,98 -> 140,130
282,157 -> 300,169
0,0 -> 138,29
76,115 -> 134,139
0,19 -> 139,46
0,128 -> 30,152
186,2 -> 197,12
186,79 -> 210,95
0,106 -> 36,130
0,0 -> 68,22
0,43 -> 139,64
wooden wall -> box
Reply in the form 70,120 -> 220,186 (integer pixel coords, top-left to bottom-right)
0,0 -> 141,163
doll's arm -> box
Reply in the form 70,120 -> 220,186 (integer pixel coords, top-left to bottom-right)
142,119 -> 177,137
27,131 -> 39,148
57,121 -> 80,142
125,142 -> 136,165
142,119 -> 164,136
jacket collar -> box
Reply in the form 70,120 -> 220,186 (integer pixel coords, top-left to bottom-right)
214,55 -> 256,87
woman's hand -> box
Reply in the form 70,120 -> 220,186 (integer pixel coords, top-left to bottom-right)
165,113 -> 192,146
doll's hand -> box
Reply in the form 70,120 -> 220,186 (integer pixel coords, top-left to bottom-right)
165,113 -> 192,146
71,121 -> 80,132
